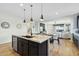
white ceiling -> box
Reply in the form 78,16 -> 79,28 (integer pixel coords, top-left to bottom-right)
0,3 -> 79,22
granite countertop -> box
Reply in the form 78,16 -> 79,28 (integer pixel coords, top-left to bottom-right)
15,34 -> 52,43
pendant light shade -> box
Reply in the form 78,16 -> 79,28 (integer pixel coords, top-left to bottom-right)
30,5 -> 33,7
41,14 -> 44,19
30,17 -> 33,21
23,9 -> 26,23
40,14 -> 44,21
23,19 -> 26,23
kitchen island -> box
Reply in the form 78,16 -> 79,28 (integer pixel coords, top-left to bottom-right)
12,35 -> 52,56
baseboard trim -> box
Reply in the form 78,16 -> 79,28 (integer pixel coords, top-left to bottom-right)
0,41 -> 11,44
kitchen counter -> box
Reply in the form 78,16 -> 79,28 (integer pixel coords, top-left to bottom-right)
14,34 -> 52,43
12,34 -> 52,56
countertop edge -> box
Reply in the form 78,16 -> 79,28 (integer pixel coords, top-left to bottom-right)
12,35 -> 52,43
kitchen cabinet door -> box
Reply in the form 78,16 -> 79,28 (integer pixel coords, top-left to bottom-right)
38,41 -> 48,56
29,41 -> 38,56
29,45 -> 38,56
22,39 -> 28,56
18,38 -> 23,55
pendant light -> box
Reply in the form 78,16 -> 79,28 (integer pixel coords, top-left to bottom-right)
19,3 -> 26,23
40,3 -> 44,21
30,5 -> 33,21
23,8 -> 26,23
30,5 -> 33,36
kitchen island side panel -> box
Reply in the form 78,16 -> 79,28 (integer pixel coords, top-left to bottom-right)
12,35 -> 49,56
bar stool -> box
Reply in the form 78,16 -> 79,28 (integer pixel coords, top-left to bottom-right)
52,33 -> 60,44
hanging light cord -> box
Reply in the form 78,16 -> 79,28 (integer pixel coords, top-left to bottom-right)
24,9 -> 26,20
30,5 -> 33,36
41,3 -> 43,15
30,5 -> 33,21
40,3 -> 44,20
31,5 -> 32,18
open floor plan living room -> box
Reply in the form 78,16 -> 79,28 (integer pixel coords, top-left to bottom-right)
0,3 -> 79,56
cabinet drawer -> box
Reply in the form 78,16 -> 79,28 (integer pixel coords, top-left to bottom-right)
29,41 -> 38,47
18,37 -> 28,44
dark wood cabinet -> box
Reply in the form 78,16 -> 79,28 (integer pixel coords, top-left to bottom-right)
22,40 -> 28,56
12,35 -> 48,56
38,41 -> 48,56
18,38 -> 23,55
29,41 -> 38,56
17,37 -> 28,56
29,44 -> 38,56
28,40 -> 48,56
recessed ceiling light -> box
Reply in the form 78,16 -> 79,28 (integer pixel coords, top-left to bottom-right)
56,12 -> 58,15
20,3 -> 24,7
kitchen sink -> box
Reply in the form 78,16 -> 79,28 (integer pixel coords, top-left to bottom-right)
22,35 -> 33,38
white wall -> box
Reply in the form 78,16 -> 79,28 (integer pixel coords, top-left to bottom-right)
0,13 -> 29,44
44,15 -> 77,34
0,13 -> 41,44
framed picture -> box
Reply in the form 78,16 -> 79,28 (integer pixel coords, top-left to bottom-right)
1,22 -> 10,29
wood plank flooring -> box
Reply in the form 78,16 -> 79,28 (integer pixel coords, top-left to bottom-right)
0,39 -> 79,56
49,39 -> 79,56
0,42 -> 19,56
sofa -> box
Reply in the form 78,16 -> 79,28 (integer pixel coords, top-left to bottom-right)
73,29 -> 79,48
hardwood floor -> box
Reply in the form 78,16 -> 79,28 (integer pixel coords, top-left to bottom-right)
50,39 -> 79,56
0,42 -> 19,56
0,39 -> 79,56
